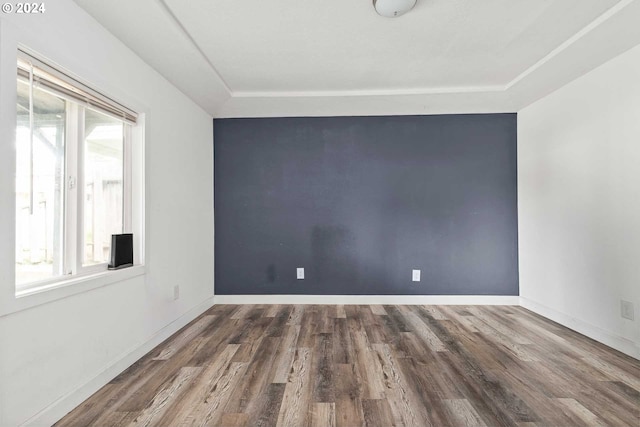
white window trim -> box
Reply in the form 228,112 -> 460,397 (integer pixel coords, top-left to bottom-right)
4,111 -> 146,315
8,46 -> 147,304
15,264 -> 146,302
66,102 -> 80,277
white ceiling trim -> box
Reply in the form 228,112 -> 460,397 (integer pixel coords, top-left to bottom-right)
216,90 -> 516,119
505,0 -> 635,90
156,0 -> 232,95
232,85 -> 506,99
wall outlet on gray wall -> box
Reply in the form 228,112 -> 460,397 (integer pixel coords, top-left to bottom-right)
412,269 -> 421,282
174,285 -> 180,300
621,300 -> 634,320
297,268 -> 304,280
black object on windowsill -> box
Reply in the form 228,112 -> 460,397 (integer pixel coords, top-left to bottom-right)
108,233 -> 134,270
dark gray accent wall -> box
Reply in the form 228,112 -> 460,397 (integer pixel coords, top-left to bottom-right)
214,114 -> 518,295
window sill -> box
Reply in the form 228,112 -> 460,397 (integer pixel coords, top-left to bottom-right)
2,265 -> 145,317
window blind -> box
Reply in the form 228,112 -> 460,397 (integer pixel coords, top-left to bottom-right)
17,50 -> 138,124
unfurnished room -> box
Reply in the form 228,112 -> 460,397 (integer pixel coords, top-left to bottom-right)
0,0 -> 639,426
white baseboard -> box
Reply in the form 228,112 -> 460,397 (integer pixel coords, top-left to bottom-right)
23,296 -> 216,427
520,297 -> 639,360
213,294 -> 519,305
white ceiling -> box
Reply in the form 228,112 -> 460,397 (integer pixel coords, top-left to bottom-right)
74,0 -> 640,117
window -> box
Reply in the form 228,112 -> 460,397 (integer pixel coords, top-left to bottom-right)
15,50 -> 138,292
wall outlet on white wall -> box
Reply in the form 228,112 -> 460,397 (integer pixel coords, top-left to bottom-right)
412,269 -> 421,282
621,300 -> 634,320
173,285 -> 180,300
296,268 -> 304,280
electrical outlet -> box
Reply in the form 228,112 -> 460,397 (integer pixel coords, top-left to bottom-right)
621,300 -> 634,321
412,269 -> 421,282
297,268 -> 304,280
173,285 -> 180,300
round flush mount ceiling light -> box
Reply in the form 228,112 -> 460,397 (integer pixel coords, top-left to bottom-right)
373,0 -> 417,17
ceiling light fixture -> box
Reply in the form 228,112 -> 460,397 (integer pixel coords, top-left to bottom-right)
373,0 -> 417,18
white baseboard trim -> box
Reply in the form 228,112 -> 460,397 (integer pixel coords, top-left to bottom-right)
520,297 -> 639,360
213,294 -> 519,305
23,296 -> 216,427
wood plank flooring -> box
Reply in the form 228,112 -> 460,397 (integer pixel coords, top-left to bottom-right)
56,305 -> 640,427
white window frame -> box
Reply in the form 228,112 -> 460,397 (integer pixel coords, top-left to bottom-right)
14,51 -> 139,295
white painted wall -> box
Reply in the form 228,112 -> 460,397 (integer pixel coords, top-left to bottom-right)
0,2 -> 215,426
518,44 -> 640,359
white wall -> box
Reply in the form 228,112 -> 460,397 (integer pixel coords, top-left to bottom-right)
518,44 -> 640,359
0,2 -> 215,426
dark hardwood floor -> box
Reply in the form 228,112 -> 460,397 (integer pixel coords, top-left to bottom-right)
56,304 -> 640,427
